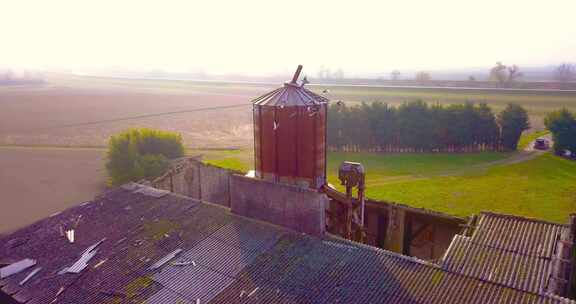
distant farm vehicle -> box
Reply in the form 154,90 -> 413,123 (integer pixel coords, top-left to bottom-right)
533,138 -> 550,150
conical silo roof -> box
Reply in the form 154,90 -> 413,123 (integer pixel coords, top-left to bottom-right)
252,66 -> 329,107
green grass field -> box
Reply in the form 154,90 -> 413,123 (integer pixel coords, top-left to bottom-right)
363,153 -> 576,223
203,146 -> 575,223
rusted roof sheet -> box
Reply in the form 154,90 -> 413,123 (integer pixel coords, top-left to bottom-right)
1,188 -> 575,303
252,84 -> 328,107
0,258 -> 36,279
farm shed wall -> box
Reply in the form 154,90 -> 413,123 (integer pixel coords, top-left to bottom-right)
363,199 -> 465,260
151,158 -> 238,207
199,163 -> 231,206
326,195 -> 465,261
230,174 -> 327,236
152,158 -> 465,259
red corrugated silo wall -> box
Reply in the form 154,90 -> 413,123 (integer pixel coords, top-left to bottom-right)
254,104 -> 326,189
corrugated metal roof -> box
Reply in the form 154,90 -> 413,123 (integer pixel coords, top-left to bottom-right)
252,84 -> 328,107
212,234 -> 575,304
471,212 -> 569,258
440,212 -> 573,298
1,188 -> 575,303
441,235 -> 552,294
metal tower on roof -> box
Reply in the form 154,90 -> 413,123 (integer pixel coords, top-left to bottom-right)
252,65 -> 329,189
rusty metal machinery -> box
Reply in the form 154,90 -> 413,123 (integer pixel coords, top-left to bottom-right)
324,161 -> 366,242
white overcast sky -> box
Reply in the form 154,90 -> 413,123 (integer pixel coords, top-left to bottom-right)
1,0 -> 575,75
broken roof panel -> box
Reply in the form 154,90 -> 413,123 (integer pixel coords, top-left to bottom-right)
0,186 -> 575,304
0,258 -> 36,279
149,248 -> 183,270
19,267 -> 41,286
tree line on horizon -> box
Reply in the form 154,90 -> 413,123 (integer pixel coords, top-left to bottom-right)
327,101 -> 529,153
389,62 -> 574,86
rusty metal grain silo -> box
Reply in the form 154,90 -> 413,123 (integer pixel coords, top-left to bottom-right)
252,65 -> 329,189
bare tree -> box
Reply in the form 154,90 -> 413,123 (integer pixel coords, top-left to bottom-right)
490,62 -> 522,87
507,65 -> 523,83
489,62 -> 507,86
554,63 -> 575,82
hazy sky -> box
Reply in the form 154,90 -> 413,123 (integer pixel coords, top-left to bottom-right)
1,0 -> 575,75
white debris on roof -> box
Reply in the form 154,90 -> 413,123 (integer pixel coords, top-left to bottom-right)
321,240 -> 358,251
66,229 -> 75,243
0,258 -> 37,279
62,238 -> 106,274
19,267 -> 42,286
245,170 -> 256,178
93,259 -> 107,269
121,182 -> 169,198
148,249 -> 183,270
134,186 -> 169,198
121,182 -> 141,191
170,260 -> 196,267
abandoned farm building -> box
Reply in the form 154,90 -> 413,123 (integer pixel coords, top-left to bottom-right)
1,184 -> 575,303
1,66 -> 575,303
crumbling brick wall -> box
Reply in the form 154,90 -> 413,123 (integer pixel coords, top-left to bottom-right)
230,175 -> 327,236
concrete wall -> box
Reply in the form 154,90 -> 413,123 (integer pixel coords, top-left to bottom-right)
230,175 -> 327,236
199,163 -> 231,207
151,158 -> 235,207
153,158 -> 465,260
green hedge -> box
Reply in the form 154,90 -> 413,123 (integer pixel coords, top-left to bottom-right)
106,128 -> 185,186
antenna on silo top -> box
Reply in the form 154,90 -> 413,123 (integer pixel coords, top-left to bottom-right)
291,65 -> 303,84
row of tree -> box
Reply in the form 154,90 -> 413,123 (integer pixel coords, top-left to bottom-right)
327,101 -> 529,152
389,62 -> 575,84
544,109 -> 576,155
